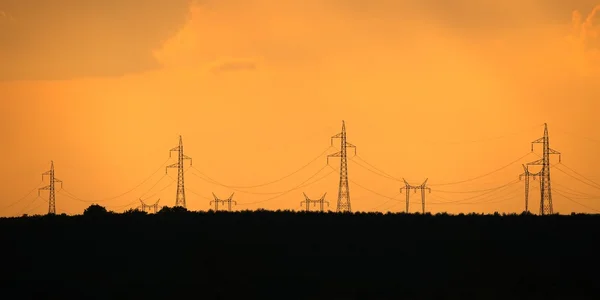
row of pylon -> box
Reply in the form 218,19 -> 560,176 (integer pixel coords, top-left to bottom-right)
34,122 -> 560,216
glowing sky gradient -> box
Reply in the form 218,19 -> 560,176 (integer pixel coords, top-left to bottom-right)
1,1 -> 600,216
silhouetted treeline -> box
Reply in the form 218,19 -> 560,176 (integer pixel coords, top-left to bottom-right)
1,206 -> 599,299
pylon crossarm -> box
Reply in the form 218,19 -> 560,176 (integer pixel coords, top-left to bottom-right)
548,148 -> 561,162
531,137 -> 545,144
527,159 -> 544,166
328,151 -> 342,158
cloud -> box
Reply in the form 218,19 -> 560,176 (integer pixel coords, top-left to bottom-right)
2,0 -> 600,83
568,5 -> 600,76
0,0 -> 193,81
153,1 -> 600,76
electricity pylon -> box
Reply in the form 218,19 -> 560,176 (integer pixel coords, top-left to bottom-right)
400,178 -> 431,214
139,198 -> 160,213
166,136 -> 192,209
39,161 -> 62,215
519,164 -> 541,213
211,193 -> 236,212
327,120 -> 356,213
300,192 -> 329,212
527,123 -> 561,215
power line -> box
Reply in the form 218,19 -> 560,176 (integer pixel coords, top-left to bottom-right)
140,177 -> 177,202
347,178 -> 398,202
191,147 -> 333,190
58,158 -> 171,203
556,163 -> 600,189
427,179 -> 521,205
20,200 -> 44,216
0,181 -> 42,212
553,190 -> 600,213
190,168 -> 330,196
553,187 -> 599,199
16,196 -> 42,216
412,124 -> 544,146
429,153 -> 532,187
553,166 -> 600,192
236,165 -> 336,206
427,185 -> 522,206
369,193 -> 401,211
352,155 -> 401,182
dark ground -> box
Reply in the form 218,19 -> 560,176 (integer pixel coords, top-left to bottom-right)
0,206 -> 598,299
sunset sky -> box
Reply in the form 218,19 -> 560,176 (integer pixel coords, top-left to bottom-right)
1,0 -> 600,216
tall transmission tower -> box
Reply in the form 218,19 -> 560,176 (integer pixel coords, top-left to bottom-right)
527,123 -> 561,215
210,193 -> 236,212
139,198 -> 160,213
300,192 -> 329,212
166,136 -> 192,209
400,178 -> 431,214
327,120 -> 356,213
38,161 -> 63,215
519,164 -> 541,213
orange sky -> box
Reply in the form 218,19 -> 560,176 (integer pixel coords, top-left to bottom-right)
1,0 -> 600,216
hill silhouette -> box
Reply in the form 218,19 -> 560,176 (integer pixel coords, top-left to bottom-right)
0,206 -> 598,299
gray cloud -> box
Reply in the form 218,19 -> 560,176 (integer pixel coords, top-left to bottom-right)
0,0 -> 194,81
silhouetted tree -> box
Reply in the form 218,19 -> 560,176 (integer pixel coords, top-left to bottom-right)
83,204 -> 109,217
158,206 -> 187,215
123,208 -> 147,216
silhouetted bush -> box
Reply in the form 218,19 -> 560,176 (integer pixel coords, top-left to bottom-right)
83,204 -> 109,217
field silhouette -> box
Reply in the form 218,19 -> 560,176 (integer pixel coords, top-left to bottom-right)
1,205 -> 598,299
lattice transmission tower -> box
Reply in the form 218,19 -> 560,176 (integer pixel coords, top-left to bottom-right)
138,198 -> 160,213
210,193 -> 236,212
327,121 -> 356,213
519,164 -> 541,213
400,178 -> 431,214
39,161 -> 63,215
300,192 -> 329,212
166,136 -> 192,209
527,123 -> 561,215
